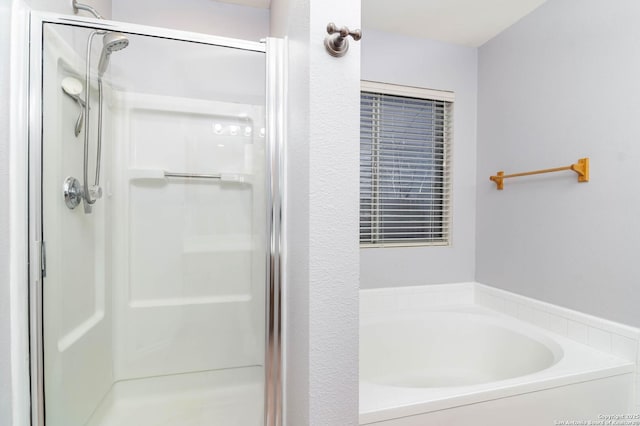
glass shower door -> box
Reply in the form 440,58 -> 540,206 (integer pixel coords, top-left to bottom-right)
37,18 -> 272,426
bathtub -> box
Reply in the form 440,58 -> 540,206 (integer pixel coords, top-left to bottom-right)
360,304 -> 636,425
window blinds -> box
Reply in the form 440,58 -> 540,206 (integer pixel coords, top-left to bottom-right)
360,88 -> 453,246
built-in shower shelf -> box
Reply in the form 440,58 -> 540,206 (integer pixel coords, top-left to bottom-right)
182,235 -> 257,254
128,168 -> 251,184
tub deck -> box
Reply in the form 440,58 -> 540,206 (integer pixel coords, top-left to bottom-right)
360,304 -> 635,425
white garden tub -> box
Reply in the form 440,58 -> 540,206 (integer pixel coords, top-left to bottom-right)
360,305 -> 635,425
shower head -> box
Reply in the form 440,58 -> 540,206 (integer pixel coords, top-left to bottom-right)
97,32 -> 129,78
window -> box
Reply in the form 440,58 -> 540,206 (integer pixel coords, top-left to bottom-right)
360,81 -> 453,246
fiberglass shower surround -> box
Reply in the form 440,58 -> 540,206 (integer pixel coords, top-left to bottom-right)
29,9 -> 283,426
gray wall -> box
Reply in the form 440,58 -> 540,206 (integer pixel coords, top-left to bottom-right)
360,30 -> 478,289
476,0 -> 640,327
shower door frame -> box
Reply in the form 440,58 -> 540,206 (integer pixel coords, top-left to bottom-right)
27,12 -> 284,426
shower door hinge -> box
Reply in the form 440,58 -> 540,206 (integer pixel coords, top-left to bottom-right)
41,240 -> 47,278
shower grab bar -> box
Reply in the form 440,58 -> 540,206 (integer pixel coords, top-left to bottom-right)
165,171 -> 248,183
490,157 -> 589,190
128,168 -> 249,183
164,172 -> 222,179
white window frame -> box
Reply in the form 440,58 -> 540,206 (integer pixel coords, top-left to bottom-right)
360,80 -> 454,248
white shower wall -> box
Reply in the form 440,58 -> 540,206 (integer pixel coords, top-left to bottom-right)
109,91 -> 266,381
105,34 -> 268,381
1,0 -> 275,423
33,21 -> 269,426
41,25 -> 115,426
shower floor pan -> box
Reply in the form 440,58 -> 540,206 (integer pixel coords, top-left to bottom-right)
86,366 -> 263,426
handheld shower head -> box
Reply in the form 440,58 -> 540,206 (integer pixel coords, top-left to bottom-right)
97,32 -> 129,78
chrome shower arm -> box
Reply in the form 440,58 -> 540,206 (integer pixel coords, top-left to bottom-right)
72,0 -> 104,19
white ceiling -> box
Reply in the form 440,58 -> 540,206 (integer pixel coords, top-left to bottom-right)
362,0 -> 549,47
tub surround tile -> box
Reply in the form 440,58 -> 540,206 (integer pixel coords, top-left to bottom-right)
635,373 -> 640,410
635,372 -> 640,413
443,288 -> 473,305
396,293 -> 411,311
397,286 -> 435,309
406,291 -> 442,310
532,309 -> 552,331
502,299 -> 519,319
567,321 -> 589,345
588,327 -> 613,354
474,283 -> 640,340
475,290 -> 505,313
360,289 -> 398,314
516,303 -> 536,324
362,283 -> 476,314
548,315 -> 569,337
475,283 -> 640,358
612,334 -> 638,363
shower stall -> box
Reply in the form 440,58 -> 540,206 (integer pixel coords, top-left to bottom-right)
27,12 -> 283,426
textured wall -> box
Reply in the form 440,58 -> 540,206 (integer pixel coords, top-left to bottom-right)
476,0 -> 640,327
360,30 -> 478,289
271,0 -> 360,424
307,0 -> 360,423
